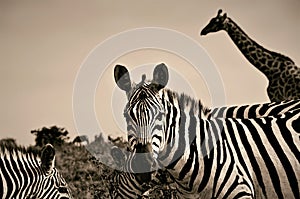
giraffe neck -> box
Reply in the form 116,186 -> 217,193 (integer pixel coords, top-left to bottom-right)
223,17 -> 285,77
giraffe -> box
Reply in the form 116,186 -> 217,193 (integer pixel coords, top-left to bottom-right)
201,9 -> 300,102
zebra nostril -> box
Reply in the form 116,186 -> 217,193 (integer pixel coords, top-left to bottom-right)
58,186 -> 68,193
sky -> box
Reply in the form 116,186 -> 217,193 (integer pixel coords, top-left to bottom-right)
0,0 -> 299,145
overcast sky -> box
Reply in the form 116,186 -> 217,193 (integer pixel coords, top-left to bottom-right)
1,0 -> 299,145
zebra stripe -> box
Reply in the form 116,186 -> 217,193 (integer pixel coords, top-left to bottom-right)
207,99 -> 300,119
0,143 -> 72,199
114,63 -> 300,198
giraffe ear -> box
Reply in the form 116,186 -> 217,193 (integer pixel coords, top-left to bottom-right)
152,63 -> 169,90
114,65 -> 132,92
41,144 -> 55,175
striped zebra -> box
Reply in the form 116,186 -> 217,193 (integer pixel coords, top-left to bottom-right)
113,63 -> 300,198
114,64 -> 300,155
0,142 -> 72,199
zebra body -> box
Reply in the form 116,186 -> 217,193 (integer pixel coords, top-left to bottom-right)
158,95 -> 300,198
113,63 -> 300,198
0,143 -> 72,199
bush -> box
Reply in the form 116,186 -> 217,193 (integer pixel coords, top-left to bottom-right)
31,126 -> 69,147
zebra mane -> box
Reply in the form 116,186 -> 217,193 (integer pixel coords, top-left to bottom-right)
0,142 -> 40,158
164,88 -> 211,117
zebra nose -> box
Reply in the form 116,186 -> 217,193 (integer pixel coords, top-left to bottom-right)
135,143 -> 152,153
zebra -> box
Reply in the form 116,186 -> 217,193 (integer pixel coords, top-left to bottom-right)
114,63 -> 300,161
113,63 -> 300,198
114,64 -> 300,155
0,142 -> 72,199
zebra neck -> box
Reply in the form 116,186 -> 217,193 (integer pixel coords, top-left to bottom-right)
158,115 -> 223,195
159,89 -> 219,179
159,89 -> 213,161
0,149 -> 45,197
160,89 -> 209,120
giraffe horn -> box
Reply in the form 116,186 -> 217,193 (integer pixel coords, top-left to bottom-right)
218,9 -> 223,16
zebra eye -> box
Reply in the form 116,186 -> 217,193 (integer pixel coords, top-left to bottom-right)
156,112 -> 163,120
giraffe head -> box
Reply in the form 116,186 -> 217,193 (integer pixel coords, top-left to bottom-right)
201,9 -> 228,36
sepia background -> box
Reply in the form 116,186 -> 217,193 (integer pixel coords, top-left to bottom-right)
1,0 -> 299,145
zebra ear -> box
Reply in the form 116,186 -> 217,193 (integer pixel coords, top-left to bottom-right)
41,144 -> 55,175
152,63 -> 169,90
114,65 -> 132,92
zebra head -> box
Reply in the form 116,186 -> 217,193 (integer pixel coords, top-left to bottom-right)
114,63 -> 169,168
38,144 -> 72,199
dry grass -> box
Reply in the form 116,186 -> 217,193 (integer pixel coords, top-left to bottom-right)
54,137 -> 178,199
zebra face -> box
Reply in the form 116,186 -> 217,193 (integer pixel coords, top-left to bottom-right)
200,9 -> 228,36
114,63 -> 169,156
124,87 -> 166,147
